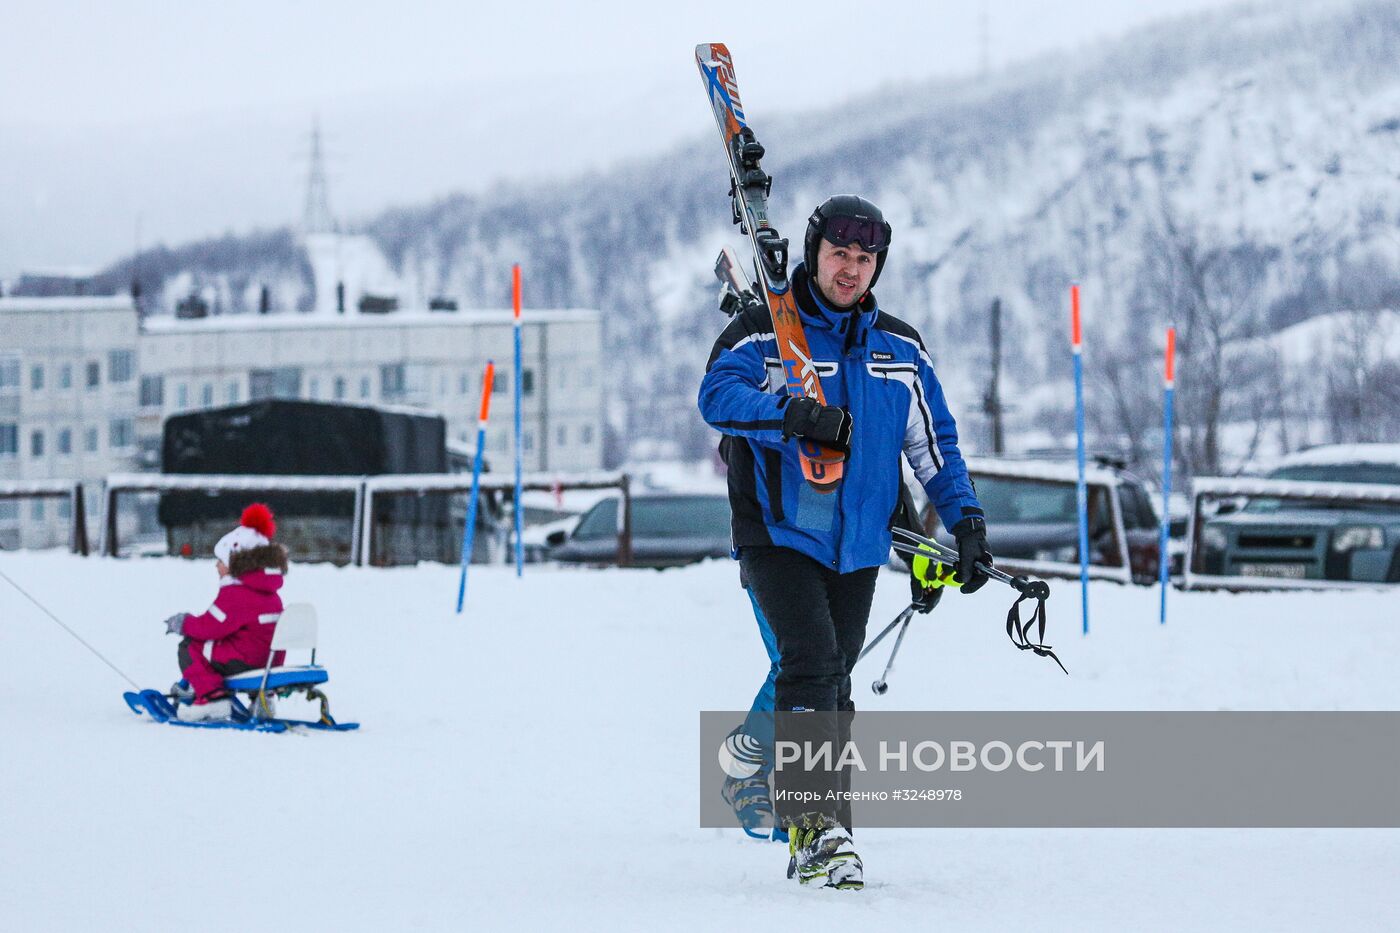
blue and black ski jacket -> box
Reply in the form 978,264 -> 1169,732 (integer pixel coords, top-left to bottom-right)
699,264 -> 983,574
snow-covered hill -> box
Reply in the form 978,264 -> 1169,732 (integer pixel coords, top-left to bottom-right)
96,0 -> 1400,470
3,551 -> 1398,930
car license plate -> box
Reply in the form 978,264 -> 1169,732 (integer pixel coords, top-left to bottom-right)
1238,563 -> 1308,579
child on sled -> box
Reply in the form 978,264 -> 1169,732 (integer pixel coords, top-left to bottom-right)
163,504 -> 287,722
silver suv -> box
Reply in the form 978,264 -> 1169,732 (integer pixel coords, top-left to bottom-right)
1200,445 -> 1400,583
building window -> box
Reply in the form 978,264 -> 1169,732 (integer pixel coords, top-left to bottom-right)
381,363 -> 406,398
334,376 -> 346,401
359,376 -> 370,399
250,368 -> 302,401
139,375 -> 164,408
30,365 -> 44,391
522,430 -> 534,453
492,369 -> 508,394
0,357 -> 19,392
86,360 -> 101,389
0,423 -> 16,456
522,369 -> 535,396
59,364 -> 72,389
31,498 -> 44,522
227,380 -> 239,403
459,373 -> 469,395
581,425 -> 594,445
556,425 -> 567,447
84,427 -> 99,453
57,428 -> 72,455
109,418 -> 134,449
30,430 -> 44,457
139,437 -> 161,469
57,497 -> 71,519
176,383 -> 189,409
0,501 -> 16,521
108,349 -> 134,383
201,383 -> 213,407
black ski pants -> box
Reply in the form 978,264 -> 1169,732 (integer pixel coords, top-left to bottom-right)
740,545 -> 879,830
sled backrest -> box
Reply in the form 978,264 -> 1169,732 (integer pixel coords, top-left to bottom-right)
271,603 -> 318,652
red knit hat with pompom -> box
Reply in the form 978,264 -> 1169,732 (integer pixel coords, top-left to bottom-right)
214,502 -> 276,565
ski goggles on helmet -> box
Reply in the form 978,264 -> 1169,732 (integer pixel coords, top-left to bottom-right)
820,214 -> 891,253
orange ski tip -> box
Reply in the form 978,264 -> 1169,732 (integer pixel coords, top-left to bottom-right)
801,456 -> 845,493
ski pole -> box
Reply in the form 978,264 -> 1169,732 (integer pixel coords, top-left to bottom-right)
857,603 -> 916,664
869,606 -> 916,696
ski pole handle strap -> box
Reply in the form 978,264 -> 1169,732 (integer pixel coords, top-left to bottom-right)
1005,589 -> 1069,676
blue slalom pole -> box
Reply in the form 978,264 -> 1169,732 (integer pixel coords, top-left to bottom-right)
457,361 -> 496,613
1071,285 -> 1090,635
1158,327 -> 1176,624
512,264 -> 524,577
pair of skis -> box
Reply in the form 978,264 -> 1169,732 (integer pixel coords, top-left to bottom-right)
696,43 -> 844,494
123,689 -> 358,732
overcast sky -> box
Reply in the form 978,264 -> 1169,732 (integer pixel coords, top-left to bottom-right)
0,0 -> 1243,276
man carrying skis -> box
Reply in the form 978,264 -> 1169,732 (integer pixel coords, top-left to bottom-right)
699,195 -> 993,890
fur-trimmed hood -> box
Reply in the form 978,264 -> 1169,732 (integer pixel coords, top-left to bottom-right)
229,542 -> 289,580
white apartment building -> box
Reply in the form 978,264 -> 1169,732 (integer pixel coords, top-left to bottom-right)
0,296 -> 141,548
1,296 -> 604,549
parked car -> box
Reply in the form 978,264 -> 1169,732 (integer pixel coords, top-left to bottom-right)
1199,445 -> 1400,582
547,492 -> 732,569
519,514 -> 580,564
917,457 -> 1163,585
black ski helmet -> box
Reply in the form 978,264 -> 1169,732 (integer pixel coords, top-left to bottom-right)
804,194 -> 893,290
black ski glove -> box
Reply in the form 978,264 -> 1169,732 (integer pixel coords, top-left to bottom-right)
951,516 -> 993,594
910,573 -> 943,614
163,613 -> 188,636
781,397 -> 853,452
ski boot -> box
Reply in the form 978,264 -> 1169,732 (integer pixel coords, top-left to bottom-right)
177,688 -> 234,722
786,817 -> 863,890
169,680 -> 194,705
722,773 -> 779,840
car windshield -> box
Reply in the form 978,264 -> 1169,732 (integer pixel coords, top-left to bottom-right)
1271,464 -> 1400,485
1244,463 -> 1400,514
973,477 -> 1079,524
572,496 -> 731,540
1119,482 -> 1160,530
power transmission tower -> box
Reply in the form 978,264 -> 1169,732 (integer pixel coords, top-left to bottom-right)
303,117 -> 337,235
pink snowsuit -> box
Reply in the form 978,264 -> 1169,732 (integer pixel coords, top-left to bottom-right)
178,568 -> 287,699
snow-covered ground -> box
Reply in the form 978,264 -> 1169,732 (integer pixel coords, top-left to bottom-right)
3,551 -> 1398,931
